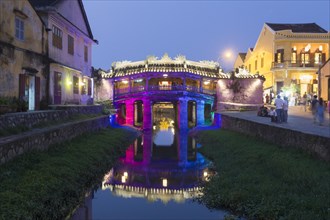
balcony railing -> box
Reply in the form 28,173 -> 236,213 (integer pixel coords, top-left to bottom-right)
272,60 -> 323,69
114,85 -> 216,97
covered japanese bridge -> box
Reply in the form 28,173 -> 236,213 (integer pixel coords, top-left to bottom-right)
108,54 -> 228,130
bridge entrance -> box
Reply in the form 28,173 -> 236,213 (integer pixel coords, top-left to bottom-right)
152,102 -> 175,129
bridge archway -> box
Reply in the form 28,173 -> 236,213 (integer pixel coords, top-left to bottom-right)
188,100 -> 196,128
134,100 -> 143,127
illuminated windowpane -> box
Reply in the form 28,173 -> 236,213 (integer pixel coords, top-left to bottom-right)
277,53 -> 281,63
301,53 -> 310,64
315,53 -> 321,64
291,52 -> 297,64
73,76 -> 79,94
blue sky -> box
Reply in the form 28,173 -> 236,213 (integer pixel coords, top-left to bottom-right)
83,0 -> 330,71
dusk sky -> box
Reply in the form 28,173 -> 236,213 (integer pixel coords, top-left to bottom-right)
83,0 -> 330,72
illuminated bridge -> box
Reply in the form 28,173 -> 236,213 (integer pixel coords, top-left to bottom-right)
105,54 -> 230,130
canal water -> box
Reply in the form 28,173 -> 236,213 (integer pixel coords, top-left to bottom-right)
72,124 -> 227,219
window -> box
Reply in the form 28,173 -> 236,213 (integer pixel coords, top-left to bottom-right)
291,50 -> 297,64
248,64 -> 251,72
84,45 -> 88,62
301,52 -> 310,64
261,57 -> 264,68
52,25 -> 62,49
314,49 -> 325,64
73,76 -> 79,94
15,17 -> 24,40
81,79 -> 87,95
275,49 -> 284,63
255,60 -> 257,70
68,35 -> 74,55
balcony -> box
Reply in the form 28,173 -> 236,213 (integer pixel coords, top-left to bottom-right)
114,85 -> 216,98
271,60 -> 323,70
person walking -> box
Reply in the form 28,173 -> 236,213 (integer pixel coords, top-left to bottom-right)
317,98 -> 325,125
283,96 -> 289,123
274,95 -> 284,123
265,94 -> 270,104
311,95 -> 319,124
302,92 -> 307,112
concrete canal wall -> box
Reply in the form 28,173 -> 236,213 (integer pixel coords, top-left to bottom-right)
219,114 -> 330,162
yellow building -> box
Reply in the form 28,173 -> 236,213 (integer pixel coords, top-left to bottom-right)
318,58 -> 330,102
0,0 -> 48,110
235,23 -> 330,101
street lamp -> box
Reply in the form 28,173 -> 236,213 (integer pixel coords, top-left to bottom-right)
217,49 -> 235,73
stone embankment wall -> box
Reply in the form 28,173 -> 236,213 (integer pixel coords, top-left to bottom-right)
49,105 -> 103,115
0,105 -> 103,130
220,114 -> 330,161
0,115 -> 110,164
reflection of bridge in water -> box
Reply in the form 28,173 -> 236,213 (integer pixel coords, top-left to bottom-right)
102,130 -> 215,203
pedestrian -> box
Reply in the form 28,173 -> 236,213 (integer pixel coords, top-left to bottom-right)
274,95 -> 284,123
269,107 -> 277,122
265,94 -> 270,104
311,95 -> 318,124
302,92 -> 307,112
283,96 -> 289,123
317,98 -> 325,125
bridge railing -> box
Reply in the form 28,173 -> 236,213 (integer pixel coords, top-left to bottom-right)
114,85 -> 216,97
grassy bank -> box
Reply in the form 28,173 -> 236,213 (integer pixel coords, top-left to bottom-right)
0,127 -> 138,220
196,129 -> 330,220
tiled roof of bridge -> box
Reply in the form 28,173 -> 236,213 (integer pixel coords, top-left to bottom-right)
108,54 -> 227,78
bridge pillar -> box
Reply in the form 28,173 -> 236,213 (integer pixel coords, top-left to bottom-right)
177,98 -> 188,130
125,99 -> 134,126
143,98 -> 152,131
197,100 -> 205,126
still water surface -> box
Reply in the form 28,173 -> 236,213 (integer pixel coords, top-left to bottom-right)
73,126 -> 227,219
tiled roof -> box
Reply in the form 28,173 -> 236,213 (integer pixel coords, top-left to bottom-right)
238,53 -> 247,61
266,23 -> 327,33
29,0 -> 59,7
29,0 -> 94,40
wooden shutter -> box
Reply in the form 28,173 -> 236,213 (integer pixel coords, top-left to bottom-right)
88,79 -> 91,95
322,53 -> 326,63
19,74 -> 25,99
35,76 -> 40,110
274,53 -> 277,63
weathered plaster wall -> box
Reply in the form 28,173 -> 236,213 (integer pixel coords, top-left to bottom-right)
217,77 -> 264,111
94,79 -> 113,101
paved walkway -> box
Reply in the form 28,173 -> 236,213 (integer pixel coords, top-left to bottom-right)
220,106 -> 330,138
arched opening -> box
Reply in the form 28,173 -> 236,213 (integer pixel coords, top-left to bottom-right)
134,100 -> 143,127
117,103 -> 126,125
204,103 -> 212,125
152,102 -> 175,129
188,100 -> 196,128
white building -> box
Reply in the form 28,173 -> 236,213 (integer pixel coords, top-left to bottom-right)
30,0 -> 97,105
